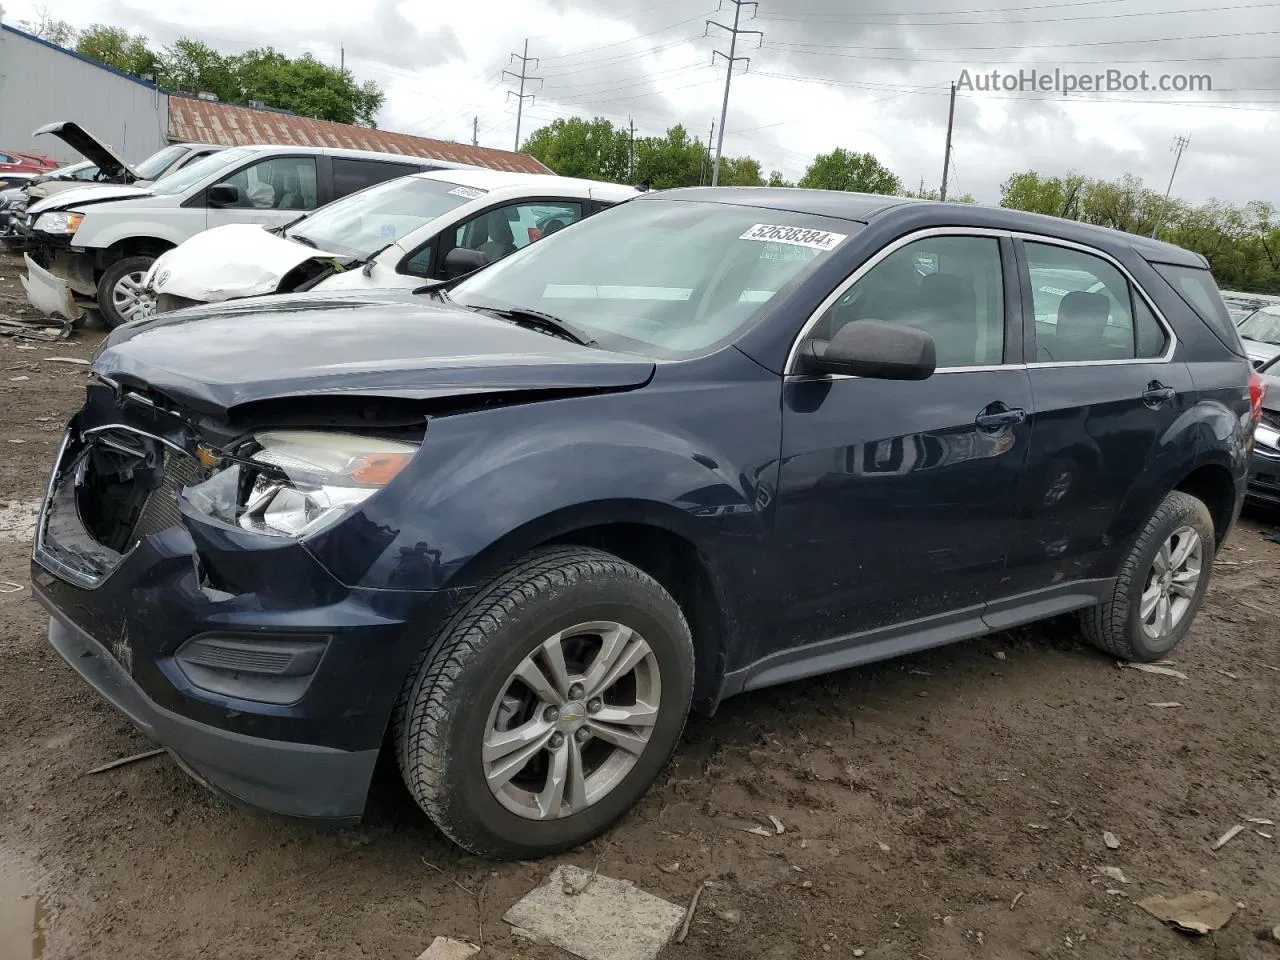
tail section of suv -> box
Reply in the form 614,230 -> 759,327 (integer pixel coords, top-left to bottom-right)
32,190 -> 1257,859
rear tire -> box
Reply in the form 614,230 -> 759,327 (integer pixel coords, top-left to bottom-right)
1081,491 -> 1215,661
392,546 -> 694,859
96,255 -> 157,328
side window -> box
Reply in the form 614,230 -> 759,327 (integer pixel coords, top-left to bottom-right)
454,202 -> 583,260
214,156 -> 318,211
1134,295 -> 1169,359
403,241 -> 436,279
331,158 -> 419,198
812,235 -> 1006,369
1025,242 -> 1136,362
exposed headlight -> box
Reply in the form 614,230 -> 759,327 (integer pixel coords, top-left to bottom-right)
184,431 -> 419,539
33,211 -> 84,234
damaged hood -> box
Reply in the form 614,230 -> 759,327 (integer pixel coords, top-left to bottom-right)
147,224 -> 344,302
32,121 -> 141,182
93,293 -> 655,414
28,183 -> 150,214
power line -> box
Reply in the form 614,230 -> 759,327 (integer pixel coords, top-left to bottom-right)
756,0 -> 1280,25
503,39 -> 542,151
752,0 -> 1271,19
706,0 -> 764,186
763,27 -> 1280,54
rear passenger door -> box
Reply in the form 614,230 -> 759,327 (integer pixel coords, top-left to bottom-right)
325,157 -> 424,205
771,231 -> 1033,658
994,237 -> 1194,609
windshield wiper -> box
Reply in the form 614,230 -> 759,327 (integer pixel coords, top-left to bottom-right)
291,234 -> 318,249
478,306 -> 597,346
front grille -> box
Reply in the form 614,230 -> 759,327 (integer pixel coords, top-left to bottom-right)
132,454 -> 198,540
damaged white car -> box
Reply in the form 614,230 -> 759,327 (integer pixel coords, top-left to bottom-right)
18,145 -> 475,327
144,169 -> 638,312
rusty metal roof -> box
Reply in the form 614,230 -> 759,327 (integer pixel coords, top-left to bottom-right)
167,97 -> 552,174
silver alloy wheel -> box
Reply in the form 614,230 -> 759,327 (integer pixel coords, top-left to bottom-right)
111,270 -> 155,323
1140,525 -> 1203,640
482,621 -> 661,821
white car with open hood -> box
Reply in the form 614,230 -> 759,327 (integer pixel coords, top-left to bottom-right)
143,169 -> 639,312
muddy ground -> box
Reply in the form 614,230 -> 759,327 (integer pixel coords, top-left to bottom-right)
1,250 -> 1278,960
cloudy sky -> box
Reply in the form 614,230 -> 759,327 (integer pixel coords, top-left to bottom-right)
6,0 -> 1280,206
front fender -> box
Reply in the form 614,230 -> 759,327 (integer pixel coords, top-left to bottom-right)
74,216 -> 186,253
304,358 -> 783,597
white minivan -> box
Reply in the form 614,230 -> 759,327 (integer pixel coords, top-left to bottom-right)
19,144 -> 476,326
143,168 -> 638,313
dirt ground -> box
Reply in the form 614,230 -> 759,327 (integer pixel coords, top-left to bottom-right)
1,249 -> 1278,960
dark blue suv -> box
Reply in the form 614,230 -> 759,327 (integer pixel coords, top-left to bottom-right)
31,188 -> 1264,859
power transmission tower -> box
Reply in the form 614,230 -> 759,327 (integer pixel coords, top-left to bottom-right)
503,39 -> 542,152
705,0 -> 763,187
1151,134 -> 1190,240
699,119 -> 716,185
940,81 -> 956,201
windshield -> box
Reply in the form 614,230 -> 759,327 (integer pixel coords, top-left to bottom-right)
286,175 -> 476,258
134,144 -> 191,181
149,148 -> 253,196
449,198 -> 856,358
1239,306 -> 1280,345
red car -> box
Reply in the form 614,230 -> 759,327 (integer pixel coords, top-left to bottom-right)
0,150 -> 57,175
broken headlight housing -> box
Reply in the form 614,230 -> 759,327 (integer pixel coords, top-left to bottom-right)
33,211 -> 84,234
184,431 -> 418,539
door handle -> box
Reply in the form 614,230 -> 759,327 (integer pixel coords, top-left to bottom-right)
975,403 -> 1026,431
1142,382 -> 1176,408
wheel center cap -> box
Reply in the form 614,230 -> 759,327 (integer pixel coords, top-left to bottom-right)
558,701 -> 588,731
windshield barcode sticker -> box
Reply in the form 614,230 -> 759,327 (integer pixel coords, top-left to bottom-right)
448,185 -> 487,199
740,223 -> 847,251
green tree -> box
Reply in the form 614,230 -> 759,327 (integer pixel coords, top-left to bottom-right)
899,185 -> 976,203
716,156 -> 765,186
75,25 -> 158,77
798,148 -> 901,194
18,8 -> 76,45
767,169 -> 793,188
160,38 -> 240,102
634,125 -> 705,189
999,170 -> 1086,219
233,49 -> 384,126
524,117 -> 632,182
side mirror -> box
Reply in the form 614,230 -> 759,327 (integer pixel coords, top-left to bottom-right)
442,247 -> 489,280
207,183 -> 241,207
800,319 -> 936,380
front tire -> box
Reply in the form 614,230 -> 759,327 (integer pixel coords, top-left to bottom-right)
393,547 -> 694,859
97,255 -> 157,328
1081,491 -> 1215,661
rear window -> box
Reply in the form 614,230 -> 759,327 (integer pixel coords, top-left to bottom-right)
1152,262 -> 1244,354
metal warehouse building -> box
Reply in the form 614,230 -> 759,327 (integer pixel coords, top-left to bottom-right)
0,21 -> 548,172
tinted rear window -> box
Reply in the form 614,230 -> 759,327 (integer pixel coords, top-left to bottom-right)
1152,262 -> 1244,354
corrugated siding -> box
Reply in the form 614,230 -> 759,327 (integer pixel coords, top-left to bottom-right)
168,97 -> 551,174
0,26 -> 168,165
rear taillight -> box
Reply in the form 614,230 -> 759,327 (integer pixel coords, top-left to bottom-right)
1250,370 -> 1266,425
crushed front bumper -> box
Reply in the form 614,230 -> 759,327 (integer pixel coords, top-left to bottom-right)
20,252 -> 85,321
32,397 -> 455,821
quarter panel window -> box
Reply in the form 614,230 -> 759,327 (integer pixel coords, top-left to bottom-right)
1134,295 -> 1169,358
812,235 -> 1006,368
215,156 -> 318,211
331,158 -> 420,198
1025,242 -> 1140,362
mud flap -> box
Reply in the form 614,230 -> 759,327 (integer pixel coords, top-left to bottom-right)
19,253 -> 85,321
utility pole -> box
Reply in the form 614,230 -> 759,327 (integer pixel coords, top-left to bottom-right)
940,81 -> 956,201
706,0 -> 763,186
503,39 -> 542,152
699,119 -> 716,185
340,43 -> 344,72
629,117 -> 636,179
472,116 -> 479,147
1151,134 -> 1190,240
